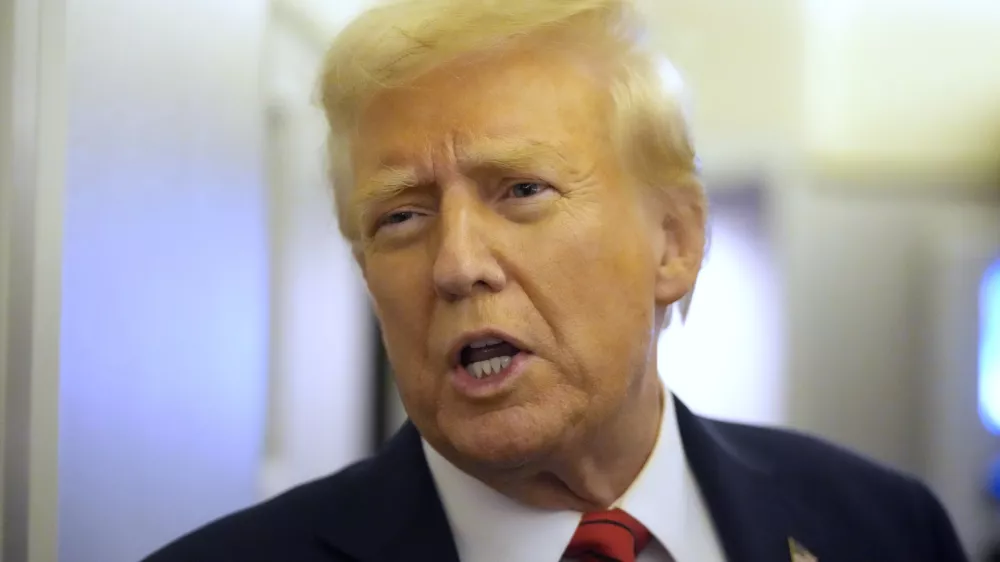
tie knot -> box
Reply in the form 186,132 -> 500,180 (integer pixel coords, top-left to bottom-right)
565,508 -> 652,562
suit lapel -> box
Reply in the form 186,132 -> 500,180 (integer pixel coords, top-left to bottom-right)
674,397 -> 825,562
316,423 -> 459,562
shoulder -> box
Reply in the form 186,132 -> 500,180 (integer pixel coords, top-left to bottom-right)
143,423 -> 433,562
708,419 -> 967,559
710,419 -> 917,492
142,457 -> 378,562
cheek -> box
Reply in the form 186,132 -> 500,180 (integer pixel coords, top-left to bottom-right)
366,253 -> 430,328
366,255 -> 443,422
570,234 -> 654,341
520,205 -> 656,374
365,255 -> 435,371
537,201 -> 655,316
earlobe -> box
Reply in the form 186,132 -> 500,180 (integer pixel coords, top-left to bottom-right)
653,258 -> 698,306
651,197 -> 705,307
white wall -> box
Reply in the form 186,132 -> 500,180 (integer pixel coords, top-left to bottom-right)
922,208 -> 1000,557
641,0 -> 1000,183
636,0 -> 805,176
58,1 -> 270,561
805,1 -> 1000,176
778,184 -> 999,471
278,0 -> 368,34
660,188 -> 785,425
259,11 -> 372,498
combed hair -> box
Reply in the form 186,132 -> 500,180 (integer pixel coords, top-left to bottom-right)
319,0 -> 704,247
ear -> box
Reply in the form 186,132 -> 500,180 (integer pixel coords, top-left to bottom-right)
651,190 -> 706,308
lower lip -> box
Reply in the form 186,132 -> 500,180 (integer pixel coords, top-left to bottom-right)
450,352 -> 531,399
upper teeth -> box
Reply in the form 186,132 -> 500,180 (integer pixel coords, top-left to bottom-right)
469,338 -> 504,349
468,356 -> 512,378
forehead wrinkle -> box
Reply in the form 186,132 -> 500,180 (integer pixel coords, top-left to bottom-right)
456,137 -> 576,176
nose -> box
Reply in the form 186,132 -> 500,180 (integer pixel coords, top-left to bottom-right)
432,196 -> 506,301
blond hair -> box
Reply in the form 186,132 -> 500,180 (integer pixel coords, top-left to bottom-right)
319,0 -> 703,245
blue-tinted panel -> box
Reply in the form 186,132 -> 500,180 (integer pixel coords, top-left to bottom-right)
981,260 -> 1000,435
989,456 -> 1000,503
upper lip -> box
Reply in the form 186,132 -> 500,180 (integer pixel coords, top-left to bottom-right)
447,329 -> 530,367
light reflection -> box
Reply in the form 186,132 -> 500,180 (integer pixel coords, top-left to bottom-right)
980,260 -> 1000,435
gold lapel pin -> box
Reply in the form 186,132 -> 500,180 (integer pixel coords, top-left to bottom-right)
789,538 -> 817,562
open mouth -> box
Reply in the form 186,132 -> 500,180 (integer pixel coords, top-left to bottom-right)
459,337 -> 522,379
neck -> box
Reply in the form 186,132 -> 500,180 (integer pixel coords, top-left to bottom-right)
485,372 -> 665,512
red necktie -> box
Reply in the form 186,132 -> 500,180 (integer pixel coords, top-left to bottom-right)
564,508 -> 653,562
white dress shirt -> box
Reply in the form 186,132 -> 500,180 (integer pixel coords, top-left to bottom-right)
422,394 -> 726,562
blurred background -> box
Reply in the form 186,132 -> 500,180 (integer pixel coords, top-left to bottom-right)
2,0 -> 999,560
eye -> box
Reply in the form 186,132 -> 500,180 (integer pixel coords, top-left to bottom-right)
376,210 -> 418,230
509,181 -> 549,199
384,211 -> 415,224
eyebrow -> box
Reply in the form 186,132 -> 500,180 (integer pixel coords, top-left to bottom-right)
351,138 -> 569,224
352,166 -> 421,220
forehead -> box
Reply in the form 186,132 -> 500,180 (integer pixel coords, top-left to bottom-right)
352,45 -> 613,170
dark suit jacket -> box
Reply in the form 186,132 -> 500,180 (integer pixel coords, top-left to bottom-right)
144,397 -> 970,561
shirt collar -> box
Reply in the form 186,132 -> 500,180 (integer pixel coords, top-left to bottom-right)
423,391 -> 692,562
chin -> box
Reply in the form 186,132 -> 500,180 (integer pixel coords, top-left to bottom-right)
439,404 -> 565,470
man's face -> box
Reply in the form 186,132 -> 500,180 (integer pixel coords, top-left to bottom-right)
351,45 -> 684,468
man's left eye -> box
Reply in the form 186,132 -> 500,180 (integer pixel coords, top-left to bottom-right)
509,182 -> 547,198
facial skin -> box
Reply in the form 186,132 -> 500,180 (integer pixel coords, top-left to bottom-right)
350,40 -> 703,510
